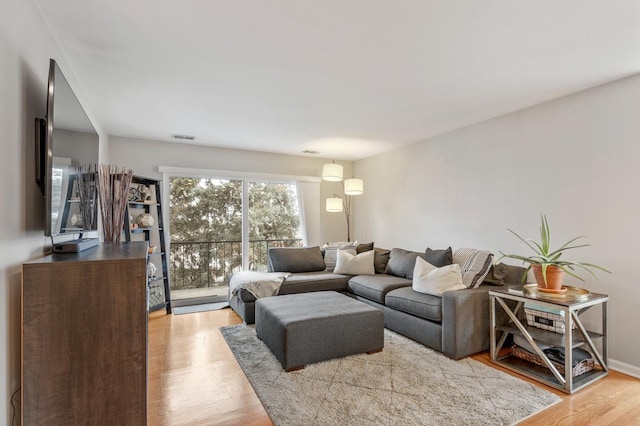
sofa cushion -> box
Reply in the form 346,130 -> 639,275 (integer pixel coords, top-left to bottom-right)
385,286 -> 444,322
268,246 -> 326,273
334,250 -> 375,275
279,271 -> 351,295
234,271 -> 351,302
452,248 -> 494,288
348,274 -> 412,304
373,248 -> 391,274
412,257 -> 466,296
385,248 -> 425,279
424,247 -> 453,267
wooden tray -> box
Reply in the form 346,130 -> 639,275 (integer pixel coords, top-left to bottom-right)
523,284 -> 591,301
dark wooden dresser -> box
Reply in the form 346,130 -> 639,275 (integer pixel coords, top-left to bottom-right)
21,242 -> 148,425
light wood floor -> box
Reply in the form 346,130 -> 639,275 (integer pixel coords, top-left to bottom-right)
148,308 -> 640,426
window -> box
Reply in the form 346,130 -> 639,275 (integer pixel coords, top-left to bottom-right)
168,176 -> 302,303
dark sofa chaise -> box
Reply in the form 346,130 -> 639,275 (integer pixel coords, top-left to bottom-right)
229,245 -> 523,360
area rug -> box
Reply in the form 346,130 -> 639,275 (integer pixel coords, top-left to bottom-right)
172,301 -> 229,315
221,324 -> 560,426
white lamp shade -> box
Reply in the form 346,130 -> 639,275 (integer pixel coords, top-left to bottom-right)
344,178 -> 364,195
326,197 -> 343,212
322,163 -> 343,181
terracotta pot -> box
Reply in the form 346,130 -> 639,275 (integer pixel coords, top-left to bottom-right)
531,264 -> 564,290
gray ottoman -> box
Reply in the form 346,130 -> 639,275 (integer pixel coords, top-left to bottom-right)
255,291 -> 384,371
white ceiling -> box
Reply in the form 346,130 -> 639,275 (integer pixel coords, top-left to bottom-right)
35,0 -> 640,161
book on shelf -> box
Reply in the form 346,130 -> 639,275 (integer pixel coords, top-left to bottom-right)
507,285 -> 524,295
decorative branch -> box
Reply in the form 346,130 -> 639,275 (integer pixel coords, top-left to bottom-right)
98,164 -> 133,243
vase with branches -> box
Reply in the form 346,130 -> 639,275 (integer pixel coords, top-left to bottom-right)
98,164 -> 133,243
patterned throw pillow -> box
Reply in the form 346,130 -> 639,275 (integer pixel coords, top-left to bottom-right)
452,248 -> 494,288
323,241 -> 358,249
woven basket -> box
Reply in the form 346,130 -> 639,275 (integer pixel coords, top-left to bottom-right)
524,306 -> 575,334
148,281 -> 165,308
511,345 -> 595,377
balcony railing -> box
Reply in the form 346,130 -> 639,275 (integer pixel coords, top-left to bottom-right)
170,238 -> 302,290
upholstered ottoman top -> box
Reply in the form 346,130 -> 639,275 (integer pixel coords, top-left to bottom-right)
255,291 -> 384,371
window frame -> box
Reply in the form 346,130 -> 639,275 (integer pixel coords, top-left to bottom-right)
159,166 -> 319,270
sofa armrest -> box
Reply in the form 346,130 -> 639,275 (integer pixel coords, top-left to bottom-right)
441,286 -> 493,360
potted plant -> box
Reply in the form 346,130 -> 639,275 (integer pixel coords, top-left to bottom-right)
499,215 -> 610,292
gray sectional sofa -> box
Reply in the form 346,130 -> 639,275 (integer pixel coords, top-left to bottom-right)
229,244 -> 523,360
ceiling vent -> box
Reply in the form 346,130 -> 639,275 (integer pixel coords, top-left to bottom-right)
302,150 -> 320,154
171,133 -> 196,141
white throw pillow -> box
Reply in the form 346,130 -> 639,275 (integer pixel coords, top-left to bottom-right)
324,248 -> 357,271
322,241 -> 359,271
412,257 -> 466,296
333,249 -> 375,275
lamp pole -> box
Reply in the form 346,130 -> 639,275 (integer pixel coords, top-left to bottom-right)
329,192 -> 352,242
322,162 -> 363,242
343,193 -> 352,242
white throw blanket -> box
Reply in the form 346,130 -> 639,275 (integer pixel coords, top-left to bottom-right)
229,271 -> 291,301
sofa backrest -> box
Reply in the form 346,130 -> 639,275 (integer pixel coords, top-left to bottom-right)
267,246 -> 326,273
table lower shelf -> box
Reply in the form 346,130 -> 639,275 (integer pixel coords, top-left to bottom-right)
493,353 -> 608,394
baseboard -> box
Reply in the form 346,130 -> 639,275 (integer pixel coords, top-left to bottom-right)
172,295 -> 228,307
610,359 -> 640,379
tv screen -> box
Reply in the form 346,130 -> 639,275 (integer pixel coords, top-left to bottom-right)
43,59 -> 100,237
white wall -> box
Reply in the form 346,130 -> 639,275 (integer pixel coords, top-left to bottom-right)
109,136 -> 353,245
0,1 -> 107,423
353,74 -> 640,375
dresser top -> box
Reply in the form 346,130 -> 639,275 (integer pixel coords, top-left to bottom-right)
26,241 -> 148,264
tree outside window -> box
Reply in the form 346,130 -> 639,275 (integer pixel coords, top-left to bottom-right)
169,177 -> 301,291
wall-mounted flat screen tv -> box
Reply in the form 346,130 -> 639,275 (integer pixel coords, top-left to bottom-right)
37,59 -> 100,237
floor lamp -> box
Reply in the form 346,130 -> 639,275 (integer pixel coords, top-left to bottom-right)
322,162 -> 364,242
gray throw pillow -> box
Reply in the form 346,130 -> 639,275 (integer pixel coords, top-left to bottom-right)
385,248 -> 426,279
483,262 -> 528,286
356,242 -> 374,254
268,246 -> 326,273
373,248 -> 391,274
424,247 -> 453,267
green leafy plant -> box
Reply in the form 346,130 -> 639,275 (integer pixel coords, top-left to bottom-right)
499,214 -> 610,284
